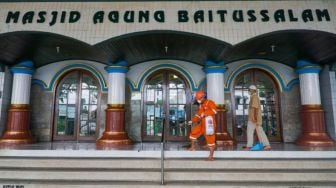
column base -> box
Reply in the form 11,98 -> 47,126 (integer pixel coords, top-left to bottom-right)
295,105 -> 334,147
296,133 -> 334,147
0,105 -> 35,146
96,132 -> 132,149
0,133 -> 36,146
216,133 -> 235,146
215,105 -> 235,146
96,105 -> 132,149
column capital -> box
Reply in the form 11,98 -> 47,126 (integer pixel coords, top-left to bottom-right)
203,60 -> 227,74
296,60 -> 321,74
105,60 -> 128,73
10,60 -> 34,75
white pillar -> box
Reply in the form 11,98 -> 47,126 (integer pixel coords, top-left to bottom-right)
204,60 -> 233,146
0,60 -> 35,145
105,61 -> 128,105
10,61 -> 34,105
206,73 -> 225,105
204,60 -> 226,105
295,60 -> 334,146
97,60 -> 131,147
11,73 -> 32,105
296,60 -> 322,105
107,72 -> 126,105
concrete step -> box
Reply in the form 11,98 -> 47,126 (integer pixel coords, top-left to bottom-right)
163,159 -> 336,185
0,157 -> 161,183
0,150 -> 335,187
0,170 -> 160,182
1,183 -> 336,188
1,157 -> 335,185
164,159 -> 336,170
0,158 -> 160,169
2,150 -> 336,159
2,158 -> 335,171
165,171 -> 336,182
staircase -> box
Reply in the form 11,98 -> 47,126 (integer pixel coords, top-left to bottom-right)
0,150 -> 335,187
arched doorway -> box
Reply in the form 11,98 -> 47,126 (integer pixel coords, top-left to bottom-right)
142,70 -> 192,142
232,69 -> 282,142
53,70 -> 100,141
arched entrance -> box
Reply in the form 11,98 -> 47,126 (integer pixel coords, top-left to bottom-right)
232,69 -> 282,142
53,70 -> 100,141
142,70 -> 192,142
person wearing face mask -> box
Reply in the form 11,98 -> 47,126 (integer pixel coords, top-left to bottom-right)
243,85 -> 272,151
188,91 -> 217,161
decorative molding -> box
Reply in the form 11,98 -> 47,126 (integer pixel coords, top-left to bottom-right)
10,60 -> 34,75
105,66 -> 129,73
32,63 -> 107,92
296,60 -> 321,74
129,63 -> 199,92
105,108 -> 126,112
204,60 -> 227,74
286,78 -> 300,90
8,104 -> 30,112
105,60 -> 128,73
107,104 -> 125,108
225,63 -> 297,92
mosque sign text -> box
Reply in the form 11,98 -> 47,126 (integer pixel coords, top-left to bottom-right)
3,9 -> 331,26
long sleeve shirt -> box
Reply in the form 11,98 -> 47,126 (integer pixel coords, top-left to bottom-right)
248,93 -> 262,126
191,99 -> 217,123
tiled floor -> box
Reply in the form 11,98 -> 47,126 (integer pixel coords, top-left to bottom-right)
1,141 -> 336,151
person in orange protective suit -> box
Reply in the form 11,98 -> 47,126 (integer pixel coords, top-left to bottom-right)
188,91 -> 217,161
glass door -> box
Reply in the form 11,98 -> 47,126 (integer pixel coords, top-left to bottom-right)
143,73 -> 164,141
53,70 -> 100,141
233,69 -> 281,142
143,71 -> 191,142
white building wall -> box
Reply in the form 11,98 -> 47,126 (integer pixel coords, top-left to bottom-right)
0,1 -> 334,45
329,71 -> 336,140
320,65 -> 336,140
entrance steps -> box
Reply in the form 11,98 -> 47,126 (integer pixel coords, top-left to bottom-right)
0,150 -> 335,187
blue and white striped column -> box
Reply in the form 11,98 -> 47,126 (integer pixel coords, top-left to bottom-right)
0,60 -> 35,145
97,60 -> 132,148
295,60 -> 334,146
204,60 -> 233,146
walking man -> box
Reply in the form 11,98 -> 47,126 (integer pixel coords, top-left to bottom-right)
244,85 -> 272,151
188,91 -> 217,160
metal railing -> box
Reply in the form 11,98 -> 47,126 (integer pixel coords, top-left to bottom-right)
160,121 -> 165,185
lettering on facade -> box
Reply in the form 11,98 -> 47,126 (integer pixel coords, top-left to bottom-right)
5,11 -> 81,26
3,9 -> 331,26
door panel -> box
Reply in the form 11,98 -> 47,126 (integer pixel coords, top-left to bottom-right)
144,74 -> 164,140
53,70 -> 100,141
55,72 -> 78,139
167,73 -> 189,141
233,69 -> 282,142
79,74 -> 98,138
143,71 -> 190,142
